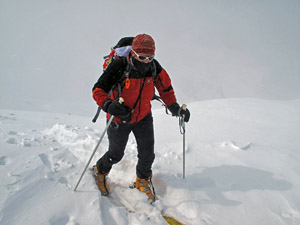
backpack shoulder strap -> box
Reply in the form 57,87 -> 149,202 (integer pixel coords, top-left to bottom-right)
113,56 -> 132,98
124,56 -> 132,78
152,60 -> 157,80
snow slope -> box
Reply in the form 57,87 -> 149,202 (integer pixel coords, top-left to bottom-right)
1,98 -> 300,225
1,1 -> 300,224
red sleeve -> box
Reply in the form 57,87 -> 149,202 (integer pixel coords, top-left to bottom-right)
92,87 -> 110,108
155,67 -> 177,106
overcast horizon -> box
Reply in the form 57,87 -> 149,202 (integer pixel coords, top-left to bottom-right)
1,0 -> 299,115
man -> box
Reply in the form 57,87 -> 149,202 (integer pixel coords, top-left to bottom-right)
92,34 -> 190,201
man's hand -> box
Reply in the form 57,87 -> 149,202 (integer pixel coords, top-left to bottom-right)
106,98 -> 131,123
167,102 -> 190,122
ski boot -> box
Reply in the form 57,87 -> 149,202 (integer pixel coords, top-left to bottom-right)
91,165 -> 109,196
135,176 -> 155,202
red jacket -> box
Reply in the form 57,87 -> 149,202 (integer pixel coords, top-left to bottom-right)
92,57 -> 177,123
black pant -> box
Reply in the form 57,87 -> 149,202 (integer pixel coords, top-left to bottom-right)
97,113 -> 155,179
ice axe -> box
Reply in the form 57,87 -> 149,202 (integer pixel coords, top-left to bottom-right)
74,98 -> 124,191
179,104 -> 187,179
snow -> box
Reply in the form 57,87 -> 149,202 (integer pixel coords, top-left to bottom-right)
1,0 -> 300,224
1,99 -> 300,225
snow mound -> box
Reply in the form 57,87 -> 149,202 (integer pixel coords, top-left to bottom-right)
43,123 -> 99,162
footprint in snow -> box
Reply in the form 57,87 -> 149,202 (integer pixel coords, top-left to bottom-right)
58,177 -> 72,189
49,214 -> 78,225
39,153 -> 54,172
221,140 -> 252,151
0,156 -> 10,165
6,137 -> 18,145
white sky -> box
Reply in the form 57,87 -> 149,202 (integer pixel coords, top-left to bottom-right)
0,0 -> 300,115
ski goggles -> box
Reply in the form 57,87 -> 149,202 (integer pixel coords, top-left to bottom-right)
131,49 -> 154,62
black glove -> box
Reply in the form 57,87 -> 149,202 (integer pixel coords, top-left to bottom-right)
167,102 -> 190,123
105,99 -> 132,123
179,107 -> 190,123
101,99 -> 112,113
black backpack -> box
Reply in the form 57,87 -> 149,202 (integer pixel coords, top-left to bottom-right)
102,37 -> 134,70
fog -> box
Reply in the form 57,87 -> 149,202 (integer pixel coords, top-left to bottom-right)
1,0 -> 299,115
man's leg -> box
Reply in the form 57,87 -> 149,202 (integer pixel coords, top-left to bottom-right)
132,113 -> 155,179
132,113 -> 156,201
96,123 -> 131,174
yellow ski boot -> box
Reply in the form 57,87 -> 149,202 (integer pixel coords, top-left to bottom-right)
91,166 -> 109,196
135,176 -> 155,202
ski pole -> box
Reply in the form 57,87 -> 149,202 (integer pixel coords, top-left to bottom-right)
74,115 -> 114,191
179,104 -> 187,179
74,98 -> 124,191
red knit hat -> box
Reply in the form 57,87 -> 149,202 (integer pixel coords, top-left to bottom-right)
131,34 -> 155,56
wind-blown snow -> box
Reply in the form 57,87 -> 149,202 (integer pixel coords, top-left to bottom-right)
1,99 -> 300,225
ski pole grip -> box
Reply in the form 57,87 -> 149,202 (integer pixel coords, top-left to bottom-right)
92,107 -> 101,123
182,104 -> 187,118
119,97 -> 124,104
178,104 -> 187,119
